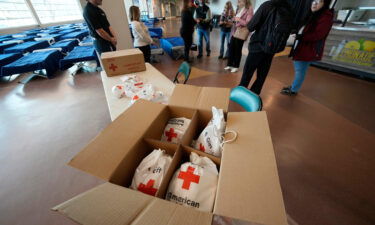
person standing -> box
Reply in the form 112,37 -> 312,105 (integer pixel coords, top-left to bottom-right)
218,1 -> 235,59
281,0 -> 334,95
180,0 -> 196,62
238,0 -> 292,94
194,0 -> 212,58
83,0 -> 117,55
129,6 -> 153,63
224,0 -> 253,73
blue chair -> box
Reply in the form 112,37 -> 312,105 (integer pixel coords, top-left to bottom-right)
230,86 -> 262,112
173,62 -> 191,84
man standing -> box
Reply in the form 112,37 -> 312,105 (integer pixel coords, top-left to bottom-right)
238,0 -> 292,94
83,0 -> 117,54
194,0 -> 211,58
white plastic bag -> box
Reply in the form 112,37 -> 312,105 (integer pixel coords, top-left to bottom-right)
166,152 -> 218,212
130,149 -> 172,196
161,117 -> 191,144
194,107 -> 226,157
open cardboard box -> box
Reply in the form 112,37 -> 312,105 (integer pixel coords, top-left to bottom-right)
53,84 -> 287,225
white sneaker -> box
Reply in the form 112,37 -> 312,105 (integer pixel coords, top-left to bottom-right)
224,66 -> 232,70
231,68 -> 239,73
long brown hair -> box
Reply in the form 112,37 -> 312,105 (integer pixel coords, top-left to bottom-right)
237,0 -> 251,11
223,1 -> 234,16
129,6 -> 140,21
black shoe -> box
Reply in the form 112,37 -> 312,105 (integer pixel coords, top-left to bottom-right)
223,56 -> 228,60
280,86 -> 297,96
207,52 -> 211,57
218,55 -> 223,59
197,54 -> 203,59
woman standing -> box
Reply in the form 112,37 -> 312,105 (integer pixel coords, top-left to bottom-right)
218,1 -> 234,59
129,6 -> 153,63
281,0 -> 333,95
224,0 -> 253,73
180,0 -> 196,62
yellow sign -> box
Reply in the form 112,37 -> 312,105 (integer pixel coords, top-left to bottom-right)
332,39 -> 375,67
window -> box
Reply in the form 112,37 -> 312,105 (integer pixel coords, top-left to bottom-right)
0,0 -> 37,29
30,0 -> 82,24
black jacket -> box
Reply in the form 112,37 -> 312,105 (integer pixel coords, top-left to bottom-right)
180,7 -> 196,35
247,0 -> 292,52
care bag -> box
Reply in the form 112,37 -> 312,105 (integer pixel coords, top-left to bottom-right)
130,149 -> 172,196
166,152 -> 218,212
161,117 -> 191,144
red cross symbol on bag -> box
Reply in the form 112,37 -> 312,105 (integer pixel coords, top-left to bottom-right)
109,63 -> 118,72
199,143 -> 205,152
137,179 -> 158,196
178,166 -> 200,190
165,128 -> 178,142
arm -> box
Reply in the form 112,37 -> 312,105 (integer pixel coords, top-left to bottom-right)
96,28 -> 115,42
133,22 -> 153,44
247,2 -> 269,32
237,8 -> 253,27
301,15 -> 333,42
204,9 -> 212,22
109,26 -> 117,39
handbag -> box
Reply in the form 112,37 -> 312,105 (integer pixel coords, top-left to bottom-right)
233,26 -> 250,41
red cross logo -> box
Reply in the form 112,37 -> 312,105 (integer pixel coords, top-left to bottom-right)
165,128 -> 177,142
116,85 -> 122,89
178,166 -> 200,190
199,143 -> 205,152
109,63 -> 118,72
137,179 -> 158,196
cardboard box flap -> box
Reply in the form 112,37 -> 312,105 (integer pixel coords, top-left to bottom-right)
69,100 -> 166,181
169,84 -> 230,113
52,183 -> 153,225
214,112 -> 288,225
53,183 -> 212,225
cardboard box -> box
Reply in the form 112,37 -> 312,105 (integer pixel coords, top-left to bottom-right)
53,85 -> 287,225
101,49 -> 146,76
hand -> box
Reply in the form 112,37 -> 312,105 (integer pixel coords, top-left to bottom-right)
196,19 -> 201,23
234,17 -> 240,22
110,37 -> 117,46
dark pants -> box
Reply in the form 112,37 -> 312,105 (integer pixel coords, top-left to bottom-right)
93,39 -> 115,55
181,32 -> 193,61
227,37 -> 245,68
239,51 -> 274,95
138,45 -> 151,63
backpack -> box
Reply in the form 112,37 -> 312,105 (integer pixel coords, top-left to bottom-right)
261,6 -> 292,54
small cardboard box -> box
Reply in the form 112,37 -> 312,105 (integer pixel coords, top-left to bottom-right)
53,85 -> 287,225
101,48 -> 146,76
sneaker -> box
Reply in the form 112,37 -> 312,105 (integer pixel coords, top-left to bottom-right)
218,55 -> 223,59
231,68 -> 239,73
224,66 -> 232,70
207,51 -> 211,57
197,54 -> 203,59
280,86 -> 297,96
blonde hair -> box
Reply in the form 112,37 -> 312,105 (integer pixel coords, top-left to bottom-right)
129,6 -> 140,21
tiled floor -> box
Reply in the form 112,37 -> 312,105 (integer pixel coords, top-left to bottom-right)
0,18 -> 374,225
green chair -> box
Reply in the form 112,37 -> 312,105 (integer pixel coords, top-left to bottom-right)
230,86 -> 262,112
173,61 -> 191,84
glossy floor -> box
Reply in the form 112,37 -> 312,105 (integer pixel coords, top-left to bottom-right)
0,19 -> 374,225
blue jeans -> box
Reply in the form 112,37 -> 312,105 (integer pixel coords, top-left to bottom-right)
291,61 -> 312,92
197,28 -> 210,55
220,31 -> 230,57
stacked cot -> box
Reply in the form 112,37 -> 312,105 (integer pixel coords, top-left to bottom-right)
0,23 -> 99,83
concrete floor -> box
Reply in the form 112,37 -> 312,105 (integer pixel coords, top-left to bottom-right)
0,19 -> 374,225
